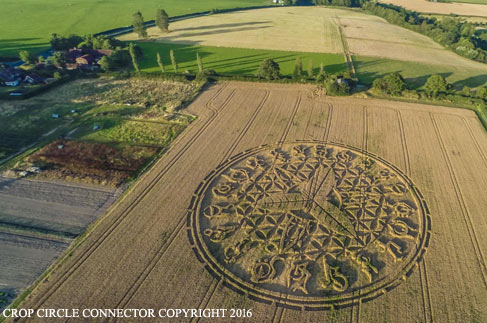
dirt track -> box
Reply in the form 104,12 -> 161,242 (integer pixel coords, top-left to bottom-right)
13,82 -> 487,322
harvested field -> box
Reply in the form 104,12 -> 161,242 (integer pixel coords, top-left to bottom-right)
379,0 -> 487,17
119,7 -> 344,54
120,7 -> 487,82
0,176 -> 119,311
12,82 -> 487,322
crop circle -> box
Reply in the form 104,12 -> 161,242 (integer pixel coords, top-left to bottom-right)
188,141 -> 430,310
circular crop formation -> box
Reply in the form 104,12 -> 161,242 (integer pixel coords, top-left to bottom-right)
187,141 -> 431,310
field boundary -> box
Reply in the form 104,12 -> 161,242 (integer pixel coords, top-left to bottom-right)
334,16 -> 357,80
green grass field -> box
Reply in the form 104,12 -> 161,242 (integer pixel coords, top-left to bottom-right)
354,56 -> 487,90
73,104 -> 190,147
136,42 -> 347,76
0,0 -> 270,57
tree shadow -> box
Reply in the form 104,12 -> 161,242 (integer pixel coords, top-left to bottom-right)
0,38 -> 49,60
353,58 -> 459,89
174,21 -> 271,32
406,72 -> 452,89
161,25 -> 272,40
452,74 -> 487,89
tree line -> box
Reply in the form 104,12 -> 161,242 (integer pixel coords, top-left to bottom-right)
372,71 -> 487,102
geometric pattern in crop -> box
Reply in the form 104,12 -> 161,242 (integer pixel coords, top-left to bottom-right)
188,141 -> 431,310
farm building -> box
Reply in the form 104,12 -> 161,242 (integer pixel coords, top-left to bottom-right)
0,65 -> 24,86
76,54 -> 96,65
24,73 -> 44,85
68,48 -> 112,69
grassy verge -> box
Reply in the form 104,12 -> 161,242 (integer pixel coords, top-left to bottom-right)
136,42 -> 347,76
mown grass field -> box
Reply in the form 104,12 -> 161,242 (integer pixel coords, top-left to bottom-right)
0,0 -> 270,57
136,42 -> 347,76
354,56 -> 487,89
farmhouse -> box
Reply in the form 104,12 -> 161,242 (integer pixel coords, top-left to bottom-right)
67,48 -> 112,70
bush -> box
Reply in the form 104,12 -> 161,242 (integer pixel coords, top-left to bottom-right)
258,59 -> 280,80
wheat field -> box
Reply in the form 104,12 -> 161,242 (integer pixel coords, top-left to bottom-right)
11,82 -> 487,323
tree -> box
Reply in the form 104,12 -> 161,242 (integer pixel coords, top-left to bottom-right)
133,11 -> 148,39
99,56 -> 114,71
19,50 -> 36,64
110,49 -> 132,69
372,72 -> 406,95
461,86 -> 472,97
425,74 -> 449,97
325,76 -> 350,96
196,52 -> 204,73
157,52 -> 165,73
50,51 -> 66,68
307,60 -> 314,78
316,62 -> 327,82
129,43 -> 140,73
478,86 -> 487,100
170,49 -> 178,72
156,9 -> 169,32
293,57 -> 302,78
258,59 -> 280,80
49,34 -> 83,51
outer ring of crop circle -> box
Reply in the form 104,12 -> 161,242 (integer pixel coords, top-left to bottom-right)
187,140 -> 431,310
